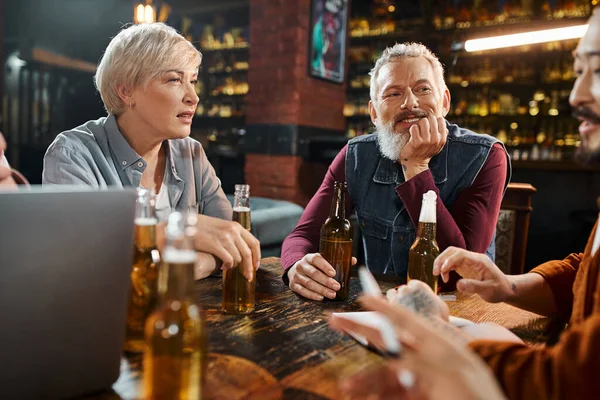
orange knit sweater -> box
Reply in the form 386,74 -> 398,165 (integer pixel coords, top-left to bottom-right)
470,221 -> 600,400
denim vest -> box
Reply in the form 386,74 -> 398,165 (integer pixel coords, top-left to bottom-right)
346,121 -> 510,277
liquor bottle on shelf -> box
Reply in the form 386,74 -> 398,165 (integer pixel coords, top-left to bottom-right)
489,90 -> 500,115
467,92 -> 479,116
530,140 -> 541,161
478,89 -> 489,117
564,121 -> 579,148
548,90 -> 560,116
543,124 -> 556,161
496,127 -> 508,144
555,121 -> 566,148
347,124 -> 357,138
343,103 -> 356,117
536,121 -> 548,146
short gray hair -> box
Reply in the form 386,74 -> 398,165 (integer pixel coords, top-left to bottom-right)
369,42 -> 446,104
94,23 -> 201,115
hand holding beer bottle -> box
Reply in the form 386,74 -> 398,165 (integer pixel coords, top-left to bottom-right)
124,188 -> 161,353
154,214 -> 261,281
143,211 -> 206,399
408,190 -> 440,294
319,181 -> 354,301
288,182 -> 357,301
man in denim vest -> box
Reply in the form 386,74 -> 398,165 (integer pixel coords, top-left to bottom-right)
281,42 -> 510,301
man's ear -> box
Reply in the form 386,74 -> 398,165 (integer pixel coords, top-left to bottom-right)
441,87 -> 451,117
369,100 -> 378,126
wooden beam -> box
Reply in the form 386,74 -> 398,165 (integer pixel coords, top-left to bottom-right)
24,47 -> 96,74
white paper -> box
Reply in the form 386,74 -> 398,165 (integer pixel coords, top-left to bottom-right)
332,311 -> 474,348
332,311 -> 387,347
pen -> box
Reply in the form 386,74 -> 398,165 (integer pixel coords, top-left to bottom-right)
358,267 -> 401,356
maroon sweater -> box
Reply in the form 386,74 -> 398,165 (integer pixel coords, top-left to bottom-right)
281,143 -> 508,279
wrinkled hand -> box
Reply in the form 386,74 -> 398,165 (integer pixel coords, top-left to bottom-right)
386,279 -> 449,322
194,214 -> 260,281
288,253 -> 357,301
158,214 -> 261,281
0,133 -> 17,189
193,252 -> 219,280
433,247 -> 513,303
332,295 -> 507,400
399,115 -> 447,167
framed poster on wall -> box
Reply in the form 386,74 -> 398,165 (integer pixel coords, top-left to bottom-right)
308,0 -> 348,84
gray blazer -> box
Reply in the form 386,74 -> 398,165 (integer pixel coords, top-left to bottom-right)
42,114 -> 232,220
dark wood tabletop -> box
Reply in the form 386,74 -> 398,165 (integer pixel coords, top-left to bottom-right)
87,257 -> 550,400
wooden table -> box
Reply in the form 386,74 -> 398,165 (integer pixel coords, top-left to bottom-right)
89,257 -> 550,400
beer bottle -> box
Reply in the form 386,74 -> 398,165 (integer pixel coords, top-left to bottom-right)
222,184 -> 255,314
142,211 -> 205,400
320,181 -> 353,301
408,190 -> 440,294
124,188 -> 161,353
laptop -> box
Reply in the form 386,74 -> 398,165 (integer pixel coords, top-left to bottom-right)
0,187 -> 136,399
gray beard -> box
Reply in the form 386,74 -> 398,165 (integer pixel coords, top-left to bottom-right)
375,122 -> 408,162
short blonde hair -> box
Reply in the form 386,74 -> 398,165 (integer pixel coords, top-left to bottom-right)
94,23 -> 201,115
369,42 -> 446,104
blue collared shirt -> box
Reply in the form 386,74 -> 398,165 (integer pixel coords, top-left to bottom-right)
42,114 -> 232,220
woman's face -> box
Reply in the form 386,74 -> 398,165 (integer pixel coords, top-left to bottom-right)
129,65 -> 199,141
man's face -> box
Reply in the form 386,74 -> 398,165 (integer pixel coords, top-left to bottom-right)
369,57 -> 450,161
571,12 -> 600,164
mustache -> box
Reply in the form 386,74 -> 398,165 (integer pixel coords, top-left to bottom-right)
392,110 -> 429,125
572,107 -> 600,125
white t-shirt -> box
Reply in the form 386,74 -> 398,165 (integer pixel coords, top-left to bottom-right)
592,214 -> 600,257
154,179 -> 171,221
140,174 -> 171,222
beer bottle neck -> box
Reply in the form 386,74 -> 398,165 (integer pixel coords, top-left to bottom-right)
134,223 -> 157,249
234,194 -> 249,209
234,184 -> 250,209
417,194 -> 436,240
160,250 -> 196,301
416,222 -> 436,240
329,186 -> 346,219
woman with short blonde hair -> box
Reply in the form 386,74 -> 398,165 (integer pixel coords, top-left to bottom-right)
95,23 -> 201,116
43,23 -> 260,280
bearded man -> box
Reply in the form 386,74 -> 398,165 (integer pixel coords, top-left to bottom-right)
281,42 -> 511,301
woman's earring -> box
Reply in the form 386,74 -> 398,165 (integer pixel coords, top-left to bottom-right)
129,98 -> 133,110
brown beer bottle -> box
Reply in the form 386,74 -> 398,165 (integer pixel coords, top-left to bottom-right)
222,184 -> 255,314
320,181 -> 353,301
407,190 -> 440,294
124,188 -> 161,353
142,211 -> 205,400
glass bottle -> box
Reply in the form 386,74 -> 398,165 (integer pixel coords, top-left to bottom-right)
320,181 -> 353,301
142,211 -> 206,400
408,190 -> 440,294
124,188 -> 161,353
222,184 -> 256,314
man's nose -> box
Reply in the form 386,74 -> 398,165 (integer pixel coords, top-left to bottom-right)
401,90 -> 418,109
570,71 -> 592,109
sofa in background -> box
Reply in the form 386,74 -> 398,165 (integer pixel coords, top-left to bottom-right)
226,195 -> 304,257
